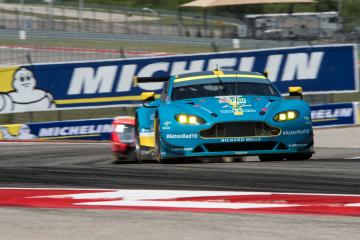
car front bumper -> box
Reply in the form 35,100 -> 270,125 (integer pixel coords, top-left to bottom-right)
159,124 -> 314,159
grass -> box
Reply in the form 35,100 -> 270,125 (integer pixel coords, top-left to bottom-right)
0,38 -> 232,54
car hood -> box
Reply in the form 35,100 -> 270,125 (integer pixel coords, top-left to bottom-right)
169,96 -> 282,122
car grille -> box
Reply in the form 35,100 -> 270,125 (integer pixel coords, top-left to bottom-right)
200,122 -> 280,138
204,142 -> 277,152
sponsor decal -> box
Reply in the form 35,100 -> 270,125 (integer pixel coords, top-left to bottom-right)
217,96 -> 254,115
220,109 -> 256,114
303,115 -> 312,125
235,151 -> 248,155
140,128 -> 152,133
0,118 -> 113,141
288,143 -> 308,148
162,121 -> 172,130
200,106 -> 213,114
282,129 -> 310,136
310,103 -> 356,127
221,137 -> 261,143
311,108 -> 353,120
166,133 -> 198,139
38,124 -> 112,138
171,147 -> 193,152
0,45 -> 356,114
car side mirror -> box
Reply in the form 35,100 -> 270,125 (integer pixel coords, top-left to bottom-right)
141,92 -> 155,102
289,86 -> 303,100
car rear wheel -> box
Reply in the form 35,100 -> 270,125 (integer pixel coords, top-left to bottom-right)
112,146 -> 136,164
259,154 -> 285,161
286,153 -> 312,161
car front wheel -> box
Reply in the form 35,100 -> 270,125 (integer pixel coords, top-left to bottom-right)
154,117 -> 165,163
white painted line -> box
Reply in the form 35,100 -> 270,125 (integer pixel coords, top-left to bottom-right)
3,188 -> 359,197
345,203 -> 360,207
78,200 -> 299,209
345,157 -> 360,160
40,190 -> 272,200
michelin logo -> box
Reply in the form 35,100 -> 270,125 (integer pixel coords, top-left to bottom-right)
38,124 -> 112,137
66,52 -> 324,95
311,108 -> 353,119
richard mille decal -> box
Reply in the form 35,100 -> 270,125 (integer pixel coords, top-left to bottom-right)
221,137 -> 261,143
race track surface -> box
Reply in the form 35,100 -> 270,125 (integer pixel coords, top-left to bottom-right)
0,142 -> 360,194
0,129 -> 360,240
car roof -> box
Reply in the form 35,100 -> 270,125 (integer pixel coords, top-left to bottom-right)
173,70 -> 270,86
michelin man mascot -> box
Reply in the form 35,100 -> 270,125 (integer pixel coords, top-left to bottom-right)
4,67 -> 56,112
0,93 -> 13,113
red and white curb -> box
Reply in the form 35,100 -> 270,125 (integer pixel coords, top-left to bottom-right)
0,188 -> 359,217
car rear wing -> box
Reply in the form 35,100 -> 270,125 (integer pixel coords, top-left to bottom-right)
133,76 -> 170,87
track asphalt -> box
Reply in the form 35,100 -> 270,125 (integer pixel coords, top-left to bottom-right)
0,126 -> 359,240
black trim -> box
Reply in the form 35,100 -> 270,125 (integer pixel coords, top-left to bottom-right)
204,142 -> 277,152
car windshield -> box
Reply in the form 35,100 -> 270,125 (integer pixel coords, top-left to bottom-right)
115,124 -> 135,143
171,82 -> 279,101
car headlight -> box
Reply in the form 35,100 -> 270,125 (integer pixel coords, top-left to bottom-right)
274,110 -> 299,122
175,114 -> 205,125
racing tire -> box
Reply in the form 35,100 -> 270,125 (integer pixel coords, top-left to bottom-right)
134,116 -> 148,163
154,117 -> 165,163
112,147 -> 136,164
112,154 -> 122,164
286,153 -> 313,161
112,154 -> 128,164
259,154 -> 285,162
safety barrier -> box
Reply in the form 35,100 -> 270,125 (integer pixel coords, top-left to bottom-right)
1,44 -> 358,115
310,102 -> 359,128
0,102 -> 358,142
0,118 -> 113,141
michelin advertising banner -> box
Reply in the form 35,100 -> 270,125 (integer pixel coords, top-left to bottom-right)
311,102 -> 358,127
0,101 -> 358,141
0,118 -> 113,141
0,44 -> 358,114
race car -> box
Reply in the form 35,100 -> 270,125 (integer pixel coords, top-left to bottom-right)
135,70 -> 314,163
111,116 -> 135,163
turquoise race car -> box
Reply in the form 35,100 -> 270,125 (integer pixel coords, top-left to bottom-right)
135,70 -> 314,163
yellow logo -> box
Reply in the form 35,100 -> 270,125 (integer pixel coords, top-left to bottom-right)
218,96 -> 248,115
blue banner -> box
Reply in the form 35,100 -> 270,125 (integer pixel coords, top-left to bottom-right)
311,102 -> 357,127
0,102 -> 358,142
0,118 -> 113,141
0,44 -> 358,114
